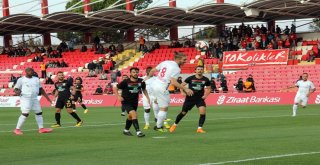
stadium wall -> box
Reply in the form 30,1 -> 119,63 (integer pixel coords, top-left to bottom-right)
1,92 -> 320,107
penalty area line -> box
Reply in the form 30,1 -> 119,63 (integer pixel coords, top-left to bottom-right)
198,151 -> 320,165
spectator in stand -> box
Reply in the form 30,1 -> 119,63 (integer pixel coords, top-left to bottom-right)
47,45 -> 53,55
291,24 -> 296,34
56,60 -> 61,68
95,44 -> 105,54
318,42 -> 320,56
308,50 -> 316,62
60,60 -> 68,67
111,69 -> 121,83
277,38 -> 283,49
45,75 -> 54,84
284,26 -> 290,35
266,42 -> 274,50
210,78 -> 218,93
68,39 -> 75,51
40,62 -> 47,79
94,85 -> 103,95
235,78 -> 244,92
153,41 -> 160,50
276,25 -> 282,35
220,79 -> 228,93
284,38 -> 291,48
243,78 -> 254,92
100,72 -> 108,80
109,44 -> 116,56
59,41 -> 68,52
81,44 -> 88,52
290,32 -> 297,47
247,74 -> 256,91
184,38 -> 191,48
40,46 -> 46,53
261,24 -> 267,34
116,43 -> 124,53
96,60 -> 103,74
139,36 -> 145,52
87,60 -> 96,74
216,44 -> 224,60
104,83 -> 113,94
94,36 -> 100,47
1,48 -> 7,55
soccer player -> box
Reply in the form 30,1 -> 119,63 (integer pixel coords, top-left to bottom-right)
114,67 -> 149,137
146,52 -> 194,132
292,73 -> 315,117
72,79 -> 89,114
51,71 -> 83,127
169,66 -> 211,133
13,68 -> 53,135
142,67 -> 160,129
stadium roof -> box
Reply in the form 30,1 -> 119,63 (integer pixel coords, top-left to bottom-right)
0,0 -> 319,35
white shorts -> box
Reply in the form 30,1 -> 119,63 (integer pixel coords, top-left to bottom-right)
150,83 -> 170,108
20,97 -> 42,114
294,95 -> 308,106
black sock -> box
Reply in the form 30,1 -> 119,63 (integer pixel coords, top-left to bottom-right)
121,106 -> 125,113
70,112 -> 81,122
132,119 -> 140,132
125,119 -> 132,130
154,118 -> 157,122
81,104 -> 87,109
55,113 -> 61,125
199,114 -> 206,127
175,112 -> 186,124
72,104 -> 76,110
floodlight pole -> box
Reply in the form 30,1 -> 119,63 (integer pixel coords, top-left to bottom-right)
215,0 -> 224,38
169,0 -> 179,41
2,0 -> 12,48
42,0 -> 52,46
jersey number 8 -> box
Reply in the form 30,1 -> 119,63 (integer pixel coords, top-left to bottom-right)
160,67 -> 167,78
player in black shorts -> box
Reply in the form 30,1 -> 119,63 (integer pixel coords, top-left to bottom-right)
51,71 -> 83,128
72,79 -> 89,114
114,67 -> 149,137
169,66 -> 211,133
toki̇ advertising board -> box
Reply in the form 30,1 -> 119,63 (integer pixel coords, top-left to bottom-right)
223,49 -> 289,69
2,93 -> 320,108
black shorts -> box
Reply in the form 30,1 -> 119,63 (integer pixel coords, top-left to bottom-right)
121,103 -> 138,113
55,98 -> 73,109
73,94 -> 83,103
182,99 -> 206,112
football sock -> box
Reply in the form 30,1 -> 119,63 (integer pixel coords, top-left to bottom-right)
72,104 -> 76,110
132,119 -> 140,132
125,119 -> 132,130
199,114 -> 206,127
35,113 -> 44,129
70,112 -> 81,122
81,104 -> 87,109
175,112 -> 186,125
144,111 -> 150,125
156,111 -> 167,128
293,104 -> 298,116
121,106 -> 125,113
16,115 -> 27,129
152,103 -> 159,120
55,113 -> 61,125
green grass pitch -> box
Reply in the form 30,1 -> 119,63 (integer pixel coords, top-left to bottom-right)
1,105 -> 320,165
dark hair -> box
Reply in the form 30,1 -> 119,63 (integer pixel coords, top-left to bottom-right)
130,67 -> 139,72
57,71 -> 64,75
195,66 -> 204,69
174,51 -> 186,60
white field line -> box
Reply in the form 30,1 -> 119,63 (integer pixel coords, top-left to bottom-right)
198,151 -> 320,165
0,113 -> 319,127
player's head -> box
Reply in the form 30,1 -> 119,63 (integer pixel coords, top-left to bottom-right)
75,79 -> 81,84
195,66 -> 204,76
174,51 -> 187,67
146,66 -> 152,75
130,67 -> 139,79
25,68 -> 34,78
302,73 -> 308,81
57,71 -> 65,81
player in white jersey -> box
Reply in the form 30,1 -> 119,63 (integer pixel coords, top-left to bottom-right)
13,68 -> 53,135
146,52 -> 194,132
292,73 -> 316,117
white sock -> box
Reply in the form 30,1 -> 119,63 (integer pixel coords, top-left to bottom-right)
144,112 -> 150,125
156,111 -> 167,128
124,129 -> 129,132
136,131 -> 141,135
293,104 -> 298,116
152,103 -> 160,120
198,127 -> 202,129
35,115 -> 44,129
16,115 -> 27,129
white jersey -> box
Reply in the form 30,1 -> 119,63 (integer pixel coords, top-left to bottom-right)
14,76 -> 41,98
154,60 -> 181,86
295,80 -> 315,96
